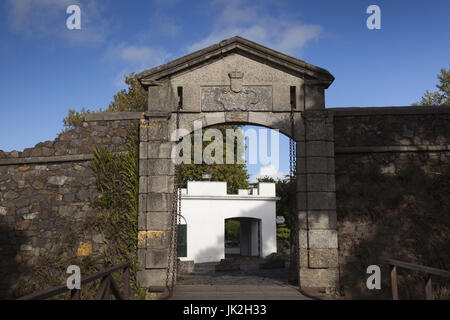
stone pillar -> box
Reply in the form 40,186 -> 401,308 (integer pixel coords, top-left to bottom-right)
296,110 -> 339,288
137,94 -> 177,289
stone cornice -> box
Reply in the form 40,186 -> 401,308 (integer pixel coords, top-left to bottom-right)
0,154 -> 94,166
84,112 -> 145,122
335,145 -> 450,154
0,152 -> 126,166
137,36 -> 334,88
181,195 -> 280,201
330,106 -> 450,116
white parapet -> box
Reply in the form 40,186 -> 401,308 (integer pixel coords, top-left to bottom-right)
258,182 -> 276,196
186,181 -> 227,196
238,189 -> 250,195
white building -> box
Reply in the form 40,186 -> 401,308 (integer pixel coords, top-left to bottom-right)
178,181 -> 278,263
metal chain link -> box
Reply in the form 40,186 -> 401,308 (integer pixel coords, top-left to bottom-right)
165,105 -> 182,294
171,173 -> 182,290
289,113 -> 296,179
289,104 -> 299,284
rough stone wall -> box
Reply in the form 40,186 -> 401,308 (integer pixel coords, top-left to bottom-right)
334,107 -> 450,191
333,107 -> 450,298
334,107 -> 450,174
0,114 -> 141,298
0,119 -> 136,160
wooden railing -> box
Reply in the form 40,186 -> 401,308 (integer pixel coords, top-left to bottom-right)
387,259 -> 450,300
17,261 -> 130,300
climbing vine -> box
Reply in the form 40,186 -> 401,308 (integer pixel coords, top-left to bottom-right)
89,123 -> 145,299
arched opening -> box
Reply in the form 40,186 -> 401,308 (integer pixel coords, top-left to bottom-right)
224,218 -> 240,256
140,111 -> 339,290
225,217 -> 262,258
174,122 -> 295,284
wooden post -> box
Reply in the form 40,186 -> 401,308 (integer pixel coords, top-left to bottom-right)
96,275 -> 111,300
110,277 -> 124,300
70,289 -> 80,300
425,276 -> 433,300
391,265 -> 399,300
103,275 -> 111,300
123,266 -> 130,300
16,261 -> 132,300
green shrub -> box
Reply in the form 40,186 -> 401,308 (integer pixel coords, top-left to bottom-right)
89,124 -> 145,299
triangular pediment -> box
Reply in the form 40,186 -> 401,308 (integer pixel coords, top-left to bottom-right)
137,36 -> 334,88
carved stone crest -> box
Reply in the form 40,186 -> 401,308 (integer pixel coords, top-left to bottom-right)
201,70 -> 272,111
202,86 -> 272,111
229,71 -> 243,93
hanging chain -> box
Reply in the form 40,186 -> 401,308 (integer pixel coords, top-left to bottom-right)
166,104 -> 182,294
172,166 -> 182,290
289,113 -> 296,180
289,99 -> 299,284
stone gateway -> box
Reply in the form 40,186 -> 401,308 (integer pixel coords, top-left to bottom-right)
136,36 -> 339,289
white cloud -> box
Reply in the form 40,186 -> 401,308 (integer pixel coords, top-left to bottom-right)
150,14 -> 182,37
105,43 -> 172,69
104,43 -> 172,89
6,0 -> 73,31
5,0 -> 109,44
188,0 -> 322,56
250,165 -> 289,183
119,45 -> 167,66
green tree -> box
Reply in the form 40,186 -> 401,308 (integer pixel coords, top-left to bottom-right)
180,125 -> 249,194
108,75 -> 148,112
414,68 -> 450,106
256,175 -> 295,229
225,220 -> 240,244
256,175 -> 295,251
63,73 -> 147,129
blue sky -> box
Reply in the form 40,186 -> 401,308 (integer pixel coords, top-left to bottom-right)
0,0 -> 449,181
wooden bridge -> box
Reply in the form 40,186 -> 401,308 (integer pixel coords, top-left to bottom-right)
17,261 -> 130,300
169,284 -> 311,300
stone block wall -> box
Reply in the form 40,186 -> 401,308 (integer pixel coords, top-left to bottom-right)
297,110 -> 339,288
0,113 -> 141,298
137,113 -> 176,288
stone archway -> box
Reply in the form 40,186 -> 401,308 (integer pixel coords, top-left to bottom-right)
136,36 -> 338,291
